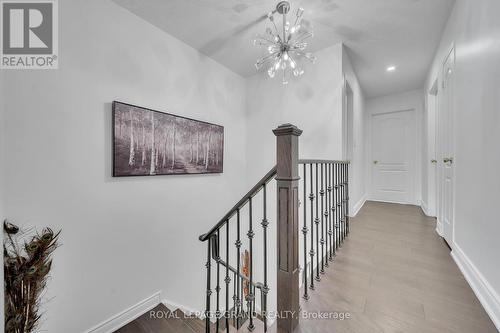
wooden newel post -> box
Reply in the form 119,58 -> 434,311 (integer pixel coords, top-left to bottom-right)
273,123 -> 303,333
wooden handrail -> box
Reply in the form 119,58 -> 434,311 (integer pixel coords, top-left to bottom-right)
299,159 -> 350,164
198,166 -> 277,241
199,160 -> 350,242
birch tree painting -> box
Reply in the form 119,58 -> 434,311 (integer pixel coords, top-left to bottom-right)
113,101 -> 224,176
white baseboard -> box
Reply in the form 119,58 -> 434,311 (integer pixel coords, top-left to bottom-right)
421,200 -> 430,216
350,193 -> 367,217
162,297 -> 276,327
435,219 -> 443,236
451,244 -> 500,332
85,291 -> 161,333
420,200 -> 437,218
367,198 -> 415,205
162,299 -> 203,318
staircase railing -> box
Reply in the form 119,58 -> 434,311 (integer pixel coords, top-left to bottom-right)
198,124 -> 350,333
298,160 -> 349,301
199,165 -> 276,333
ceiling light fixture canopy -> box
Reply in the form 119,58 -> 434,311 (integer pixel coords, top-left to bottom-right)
254,1 -> 316,84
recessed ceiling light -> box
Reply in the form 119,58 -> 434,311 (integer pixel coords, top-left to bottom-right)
387,66 -> 396,72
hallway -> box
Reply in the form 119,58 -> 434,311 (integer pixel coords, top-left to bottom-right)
294,201 -> 497,333
114,202 -> 497,333
3,0 -> 500,331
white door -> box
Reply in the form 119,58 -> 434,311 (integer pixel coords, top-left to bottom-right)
371,110 -> 416,204
439,48 -> 455,244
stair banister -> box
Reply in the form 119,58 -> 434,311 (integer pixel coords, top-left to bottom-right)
198,123 -> 351,333
273,123 -> 302,333
199,166 -> 277,242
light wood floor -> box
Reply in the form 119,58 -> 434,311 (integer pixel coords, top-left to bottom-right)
117,201 -> 498,333
286,201 -> 498,333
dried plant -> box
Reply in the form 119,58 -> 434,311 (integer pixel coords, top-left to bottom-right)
4,220 -> 61,333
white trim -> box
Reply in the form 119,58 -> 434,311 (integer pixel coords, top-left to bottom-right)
421,198 -> 437,218
162,297 -> 277,327
162,299 -> 214,324
85,291 -> 161,333
451,244 -> 500,332
435,218 -> 444,236
367,198 -> 415,205
429,77 -> 439,96
161,299 -> 203,319
421,200 -> 431,216
350,193 -> 367,217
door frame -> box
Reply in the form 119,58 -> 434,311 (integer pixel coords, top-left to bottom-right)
437,44 -> 456,244
342,78 -> 354,161
369,108 -> 418,205
425,78 -> 439,219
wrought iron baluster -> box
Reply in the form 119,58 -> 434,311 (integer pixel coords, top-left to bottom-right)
235,209 -> 241,328
342,163 -> 346,241
252,285 -> 256,316
216,231 -> 221,332
333,164 -> 337,253
325,163 -> 330,265
260,288 -> 264,332
324,164 -> 328,268
232,270 -> 236,325
201,159 -> 350,333
240,280 -> 244,326
302,164 -> 309,299
341,163 -> 345,239
336,163 -> 341,249
346,163 -> 350,235
320,163 -> 325,274
328,163 -> 334,261
315,163 -> 321,282
333,163 -> 336,251
225,223 -> 230,332
205,238 -> 212,333
338,163 -> 342,244
340,162 -> 344,245
261,184 -> 269,331
247,197 -> 255,331
308,164 -> 315,290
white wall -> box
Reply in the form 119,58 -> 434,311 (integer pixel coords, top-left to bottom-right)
425,0 -> 500,328
0,61 -> 5,333
1,0 -> 248,332
1,2 -> 367,331
245,43 -> 344,181
365,89 -> 425,204
0,74 -> 4,218
342,46 -> 367,215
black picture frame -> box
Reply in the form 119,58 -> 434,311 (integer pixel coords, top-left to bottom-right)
112,101 -> 224,177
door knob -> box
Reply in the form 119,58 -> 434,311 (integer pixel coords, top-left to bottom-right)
443,157 -> 453,164
431,159 -> 437,164
373,160 -> 378,164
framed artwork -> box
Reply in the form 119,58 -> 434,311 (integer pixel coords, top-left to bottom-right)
112,101 -> 224,177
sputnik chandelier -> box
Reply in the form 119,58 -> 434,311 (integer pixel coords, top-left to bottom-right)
254,1 -> 316,84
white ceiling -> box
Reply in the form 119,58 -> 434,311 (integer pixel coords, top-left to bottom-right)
113,0 -> 454,98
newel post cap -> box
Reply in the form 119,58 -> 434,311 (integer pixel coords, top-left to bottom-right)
272,123 -> 303,137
